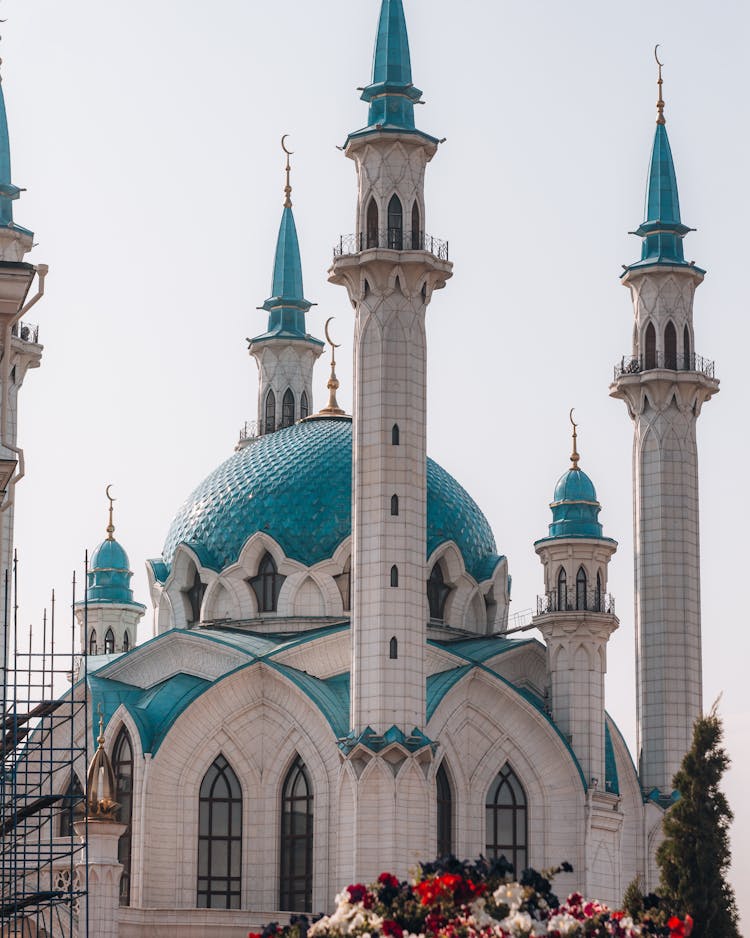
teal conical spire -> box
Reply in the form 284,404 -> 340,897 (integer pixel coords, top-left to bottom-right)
358,0 -> 424,134
0,73 -> 28,231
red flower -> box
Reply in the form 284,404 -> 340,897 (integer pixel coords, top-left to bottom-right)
346,883 -> 369,904
668,914 -> 693,938
248,933 -> 262,938
382,920 -> 404,938
378,873 -> 400,889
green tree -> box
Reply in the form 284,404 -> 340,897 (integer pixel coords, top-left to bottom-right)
656,704 -> 740,938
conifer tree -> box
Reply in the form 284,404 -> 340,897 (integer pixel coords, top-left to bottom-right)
656,704 -> 740,938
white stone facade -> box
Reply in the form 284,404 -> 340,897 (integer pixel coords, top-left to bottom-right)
248,336 -> 322,436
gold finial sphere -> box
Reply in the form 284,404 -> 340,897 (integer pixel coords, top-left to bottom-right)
654,44 -> 666,125
569,408 -> 581,470
105,484 -> 116,540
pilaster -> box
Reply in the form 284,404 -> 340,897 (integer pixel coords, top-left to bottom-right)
75,819 -> 126,938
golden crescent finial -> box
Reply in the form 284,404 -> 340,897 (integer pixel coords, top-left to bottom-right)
97,702 -> 105,748
654,44 -> 663,68
654,45 -> 666,125
569,409 -> 580,470
105,484 -> 116,541
317,317 -> 345,417
281,134 -> 294,156
324,316 -> 341,350
281,135 -> 294,208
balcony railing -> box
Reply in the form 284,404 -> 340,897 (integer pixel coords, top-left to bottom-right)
613,351 -> 715,381
536,589 -> 615,616
11,321 -> 39,344
333,229 -> 449,261
238,420 -> 258,442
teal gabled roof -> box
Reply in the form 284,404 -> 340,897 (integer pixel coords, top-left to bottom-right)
0,74 -> 31,235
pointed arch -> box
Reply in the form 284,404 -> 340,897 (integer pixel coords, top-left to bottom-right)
595,571 -> 602,612
557,567 -> 567,611
387,194 -> 403,249
411,201 -> 421,250
264,389 -> 276,434
683,324 -> 691,370
366,197 -> 379,249
664,320 -> 677,369
436,761 -> 453,858
644,321 -> 656,369
427,562 -> 452,622
185,567 -> 204,625
390,565 -> 399,588
575,566 -> 587,611
280,755 -> 313,912
197,754 -> 242,909
389,636 -> 398,659
59,773 -> 84,838
89,629 -> 97,656
123,631 -> 130,652
113,726 -> 134,906
390,494 -> 399,516
248,552 -> 285,613
391,423 -> 400,445
300,390 -> 309,420
486,762 -> 528,876
104,629 -> 115,655
281,388 -> 295,428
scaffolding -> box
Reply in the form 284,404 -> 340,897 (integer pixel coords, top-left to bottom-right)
0,557 -> 88,937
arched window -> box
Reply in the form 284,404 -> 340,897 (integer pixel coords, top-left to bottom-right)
595,571 -> 602,612
557,568 -> 567,611
249,552 -> 285,613
411,201 -> 421,250
390,565 -> 399,587
281,388 -> 295,428
300,390 -> 309,420
366,197 -> 379,249
113,727 -> 134,906
644,322 -> 656,370
197,755 -> 242,909
123,631 -> 130,653
387,194 -> 403,250
390,494 -> 399,516
683,324 -> 691,370
391,424 -> 400,446
486,763 -> 528,876
436,762 -> 453,858
280,756 -> 313,912
664,321 -> 677,370
59,774 -> 84,838
104,629 -> 115,655
575,566 -> 587,611
186,569 -> 205,625
427,563 -> 451,622
264,389 -> 276,434
389,636 -> 398,659
89,630 -> 97,656
335,557 -> 351,612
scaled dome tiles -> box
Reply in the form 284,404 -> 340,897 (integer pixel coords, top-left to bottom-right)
160,417 -> 500,582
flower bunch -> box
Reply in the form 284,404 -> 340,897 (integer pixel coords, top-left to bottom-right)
249,858 -> 692,938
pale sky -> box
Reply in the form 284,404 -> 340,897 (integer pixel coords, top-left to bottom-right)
3,0 -> 748,927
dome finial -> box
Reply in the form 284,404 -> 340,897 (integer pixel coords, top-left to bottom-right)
105,483 -> 116,540
318,318 -> 346,416
655,45 -> 666,125
86,703 -> 119,821
569,408 -> 580,470
96,701 -> 106,749
281,135 -> 293,208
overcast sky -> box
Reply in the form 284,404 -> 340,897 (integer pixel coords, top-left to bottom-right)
2,0 -> 747,926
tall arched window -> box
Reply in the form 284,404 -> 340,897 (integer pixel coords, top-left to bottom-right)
389,636 -> 398,659
557,568 -> 567,611
436,762 -> 453,858
427,563 -> 451,622
411,201 -> 421,250
390,494 -> 399,516
123,631 -> 130,652
280,756 -> 313,912
264,389 -> 276,434
387,194 -> 403,250
300,390 -> 309,420
595,571 -> 602,612
391,424 -> 400,445
366,197 -> 379,248
197,755 -> 242,909
575,566 -> 587,611
59,774 -> 84,838
390,565 -> 399,587
664,321 -> 677,369
89,630 -> 97,656
644,322 -> 656,370
186,569 -> 205,625
249,552 -> 285,613
486,763 -> 528,876
281,389 -> 295,428
683,324 -> 691,370
113,727 -> 134,906
104,629 -> 115,655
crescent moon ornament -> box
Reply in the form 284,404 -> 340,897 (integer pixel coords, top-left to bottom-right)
105,484 -> 116,540
569,409 -> 580,469
654,44 -> 663,68
569,407 -> 577,430
281,134 -> 294,156
105,484 -> 115,503
324,317 -> 341,349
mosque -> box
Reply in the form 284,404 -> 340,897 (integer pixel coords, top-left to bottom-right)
0,1 -> 719,936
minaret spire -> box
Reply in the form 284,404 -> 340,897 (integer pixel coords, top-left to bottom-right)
655,45 -> 666,125
282,134 -> 293,209
569,408 -> 580,470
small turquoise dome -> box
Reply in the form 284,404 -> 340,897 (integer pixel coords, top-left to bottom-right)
87,537 -> 136,604
546,467 -> 604,540
553,467 -> 598,505
160,417 -> 501,583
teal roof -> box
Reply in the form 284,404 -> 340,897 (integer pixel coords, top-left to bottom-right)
159,416 -> 501,583
536,466 -> 612,542
0,75 -> 30,235
250,205 -> 323,347
82,537 -> 144,607
604,720 -> 620,795
624,121 -> 700,274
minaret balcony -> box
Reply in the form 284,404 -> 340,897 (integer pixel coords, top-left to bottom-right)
613,351 -> 715,381
536,590 -> 615,616
10,320 -> 39,344
334,229 -> 449,261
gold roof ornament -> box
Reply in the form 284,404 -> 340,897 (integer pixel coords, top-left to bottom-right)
105,484 -> 116,541
655,45 -> 666,125
317,318 -> 346,417
85,704 -> 120,821
569,408 -> 581,470
281,135 -> 294,209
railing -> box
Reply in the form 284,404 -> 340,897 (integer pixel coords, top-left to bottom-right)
11,321 -> 39,344
334,229 -> 449,261
238,420 -> 258,442
613,351 -> 715,381
536,589 -> 615,616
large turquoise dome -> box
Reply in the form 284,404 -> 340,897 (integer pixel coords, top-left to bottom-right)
160,416 -> 500,582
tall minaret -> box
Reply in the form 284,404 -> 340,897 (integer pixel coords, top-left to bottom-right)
329,0 -> 452,734
610,54 -> 719,795
247,142 -> 324,438
0,60 -> 47,647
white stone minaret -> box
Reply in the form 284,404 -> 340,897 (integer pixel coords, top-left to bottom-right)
329,0 -> 452,736
610,63 -> 718,796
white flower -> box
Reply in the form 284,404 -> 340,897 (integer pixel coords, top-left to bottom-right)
547,912 -> 581,935
499,910 -> 533,936
493,882 -> 525,911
